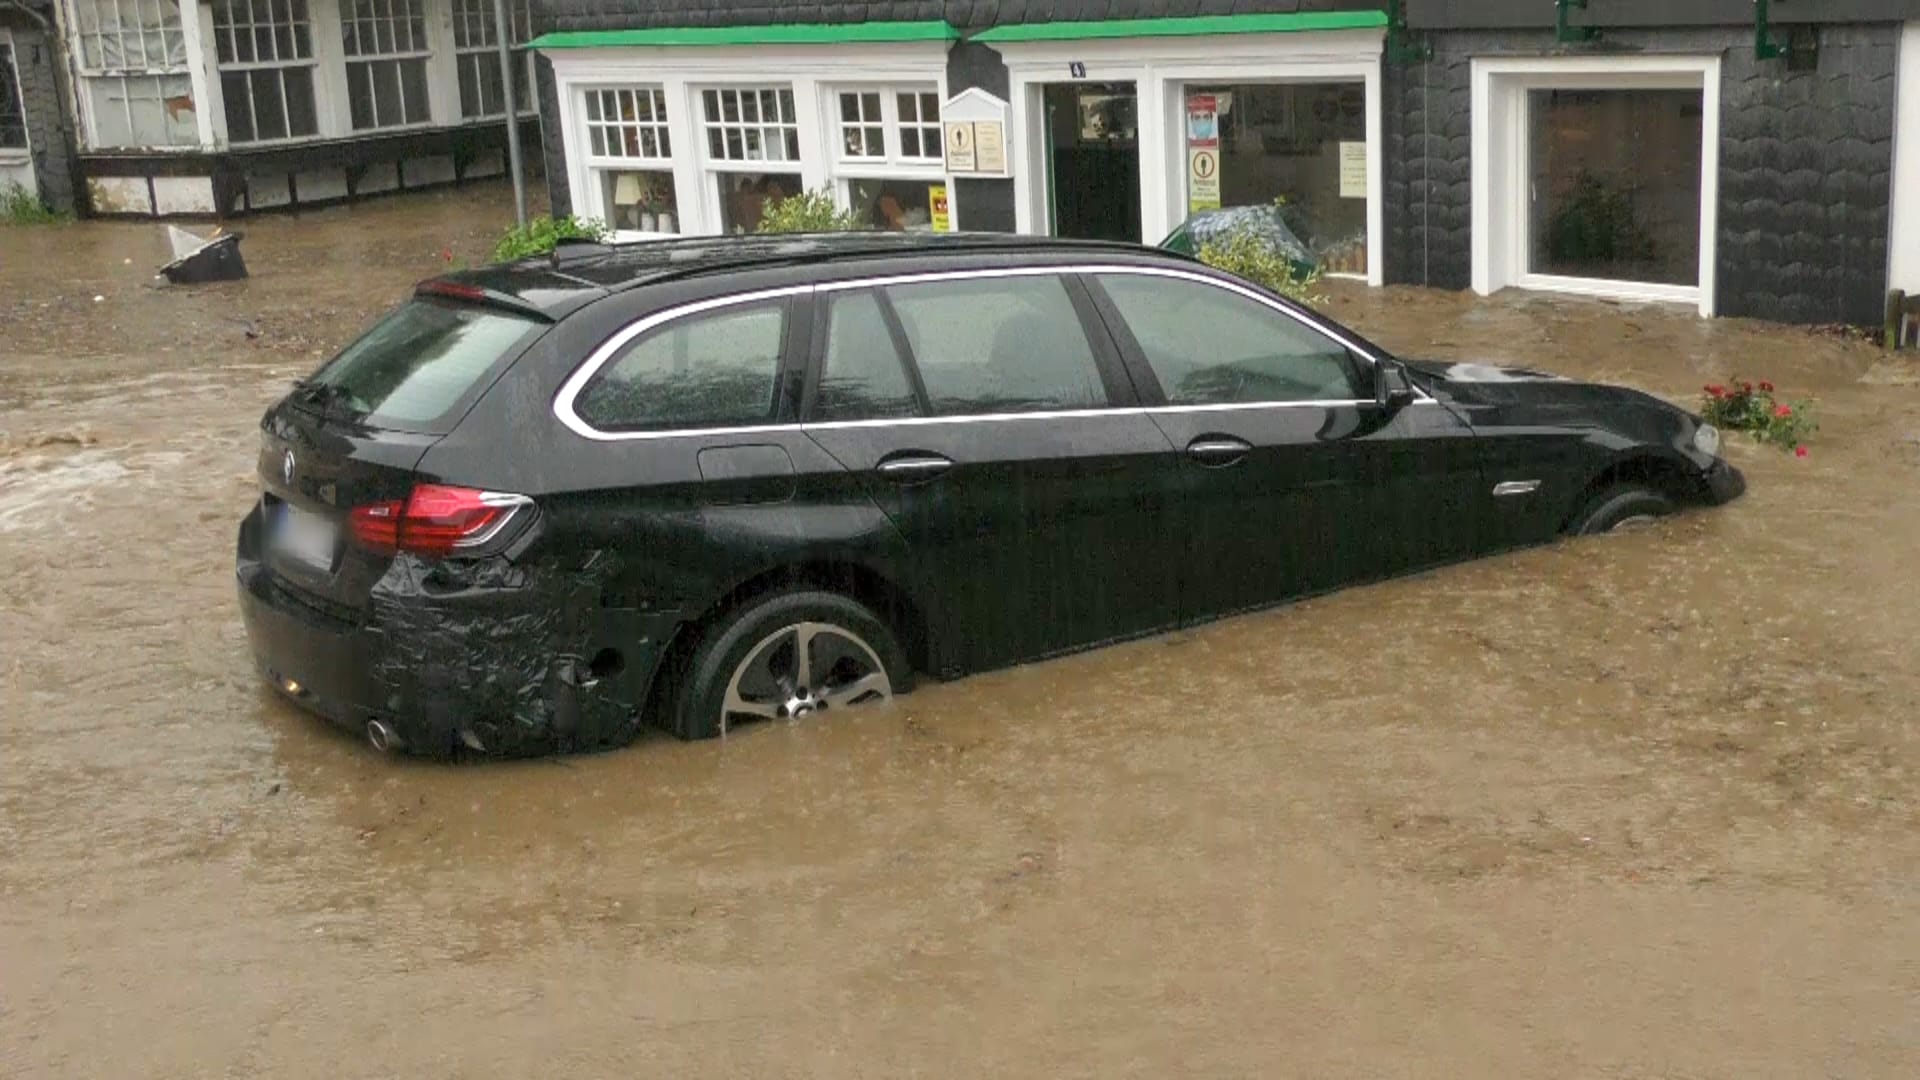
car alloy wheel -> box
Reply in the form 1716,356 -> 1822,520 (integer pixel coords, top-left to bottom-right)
720,620 -> 893,735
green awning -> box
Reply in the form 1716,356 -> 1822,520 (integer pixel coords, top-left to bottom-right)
529,21 -> 960,50
972,12 -> 1387,43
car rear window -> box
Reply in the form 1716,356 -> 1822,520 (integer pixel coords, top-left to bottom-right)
304,300 -> 538,432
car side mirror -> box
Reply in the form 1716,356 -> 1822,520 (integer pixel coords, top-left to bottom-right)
1374,361 -> 1417,411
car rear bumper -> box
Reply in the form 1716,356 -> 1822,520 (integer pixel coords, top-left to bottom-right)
1702,459 -> 1746,505
236,505 -> 670,758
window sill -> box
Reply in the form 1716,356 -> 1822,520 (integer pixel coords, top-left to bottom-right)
1514,272 -> 1700,308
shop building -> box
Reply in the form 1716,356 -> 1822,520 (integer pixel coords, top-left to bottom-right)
34,0 -> 542,216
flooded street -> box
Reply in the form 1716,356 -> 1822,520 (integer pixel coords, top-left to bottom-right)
4,185 -> 1918,1076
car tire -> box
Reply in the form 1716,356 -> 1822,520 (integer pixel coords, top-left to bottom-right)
1568,483 -> 1678,535
669,589 -> 911,741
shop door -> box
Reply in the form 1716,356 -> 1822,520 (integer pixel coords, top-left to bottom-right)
1042,82 -> 1140,242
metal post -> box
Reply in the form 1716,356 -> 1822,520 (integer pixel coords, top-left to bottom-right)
493,0 -> 528,227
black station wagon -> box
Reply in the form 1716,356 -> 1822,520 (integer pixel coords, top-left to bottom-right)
236,233 -> 1744,757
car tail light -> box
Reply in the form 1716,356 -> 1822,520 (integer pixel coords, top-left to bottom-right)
349,484 -> 531,556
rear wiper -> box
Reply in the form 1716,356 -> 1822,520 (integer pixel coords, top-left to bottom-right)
291,378 -> 364,418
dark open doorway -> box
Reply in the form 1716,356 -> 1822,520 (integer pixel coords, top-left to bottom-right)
1042,81 -> 1141,242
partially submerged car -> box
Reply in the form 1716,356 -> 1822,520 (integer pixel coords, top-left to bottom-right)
236,233 -> 1743,758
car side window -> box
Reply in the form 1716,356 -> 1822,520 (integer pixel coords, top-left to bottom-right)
883,275 -> 1109,415
1095,273 -> 1366,404
575,302 -> 786,431
815,289 -> 921,421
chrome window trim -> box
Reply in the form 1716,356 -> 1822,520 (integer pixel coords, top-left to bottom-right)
552,264 -> 1431,443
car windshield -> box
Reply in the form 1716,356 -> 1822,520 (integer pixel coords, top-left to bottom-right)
303,300 -> 537,433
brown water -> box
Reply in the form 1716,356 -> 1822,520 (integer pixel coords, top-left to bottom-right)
3,186 -> 1918,1077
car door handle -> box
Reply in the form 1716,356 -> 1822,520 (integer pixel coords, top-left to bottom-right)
876,453 -> 954,483
1186,437 -> 1252,467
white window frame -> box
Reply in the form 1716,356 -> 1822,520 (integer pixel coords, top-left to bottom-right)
1472,54 -> 1721,317
450,0 -> 533,120
543,43 -> 954,238
1890,22 -> 1920,295
829,83 -> 943,166
575,84 -> 679,240
338,0 -> 434,132
1000,30 -> 1387,286
209,0 -> 322,145
65,0 -> 215,148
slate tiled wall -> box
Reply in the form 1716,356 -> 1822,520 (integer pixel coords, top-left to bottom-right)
1387,26 -> 1900,323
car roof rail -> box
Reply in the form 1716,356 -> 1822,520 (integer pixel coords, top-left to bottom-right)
549,236 -> 618,267
554,233 -> 1198,294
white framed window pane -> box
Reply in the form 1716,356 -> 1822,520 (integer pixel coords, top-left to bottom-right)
717,172 -> 800,234
602,169 -> 679,233
581,86 -> 670,160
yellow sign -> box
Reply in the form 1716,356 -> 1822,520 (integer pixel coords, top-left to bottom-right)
1188,147 -> 1221,212
930,184 -> 951,232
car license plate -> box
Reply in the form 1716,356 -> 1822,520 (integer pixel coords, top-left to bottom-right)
273,503 -> 337,568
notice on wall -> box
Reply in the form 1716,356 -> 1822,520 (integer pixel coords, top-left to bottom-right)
974,121 -> 1006,174
1339,141 -> 1368,199
1187,93 -> 1221,213
943,122 -> 977,174
940,89 -> 1012,177
930,184 -> 951,232
1188,148 -> 1221,213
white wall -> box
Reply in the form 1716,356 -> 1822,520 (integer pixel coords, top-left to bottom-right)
1891,22 -> 1920,294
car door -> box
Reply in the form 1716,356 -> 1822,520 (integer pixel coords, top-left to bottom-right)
1084,268 -> 1483,621
799,271 -> 1182,675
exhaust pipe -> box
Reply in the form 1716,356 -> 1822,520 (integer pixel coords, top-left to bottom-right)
365,719 -> 402,755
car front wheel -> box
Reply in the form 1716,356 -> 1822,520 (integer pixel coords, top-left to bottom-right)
1568,482 -> 1678,535
671,589 -> 910,740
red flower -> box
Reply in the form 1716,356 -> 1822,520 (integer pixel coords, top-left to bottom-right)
440,247 -> 454,263
1759,380 -> 1775,392
1704,384 -> 1726,398
1795,445 -> 1809,458
1740,381 -> 1753,391
1774,404 -> 1793,418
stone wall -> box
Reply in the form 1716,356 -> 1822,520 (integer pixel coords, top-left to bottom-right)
1,17 -> 77,213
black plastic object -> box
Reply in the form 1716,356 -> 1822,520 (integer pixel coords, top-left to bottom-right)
160,230 -> 249,284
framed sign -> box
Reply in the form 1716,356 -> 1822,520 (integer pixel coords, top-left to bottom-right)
939,88 -> 1012,178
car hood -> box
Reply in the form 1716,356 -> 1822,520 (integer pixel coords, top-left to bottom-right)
1400,357 -> 1668,412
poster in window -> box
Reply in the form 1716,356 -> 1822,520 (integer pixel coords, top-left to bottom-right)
929,184 -> 951,232
1339,141 -> 1368,199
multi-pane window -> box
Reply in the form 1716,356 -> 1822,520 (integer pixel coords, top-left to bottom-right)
340,0 -> 431,131
584,88 -> 669,160
212,0 -> 319,143
582,87 -> 678,234
701,87 -> 799,163
837,91 -> 883,159
451,0 -> 532,119
69,0 -> 198,148
896,91 -> 941,159
0,42 -> 25,150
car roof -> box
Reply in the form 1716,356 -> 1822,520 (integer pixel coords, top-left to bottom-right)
425,233 -> 1201,320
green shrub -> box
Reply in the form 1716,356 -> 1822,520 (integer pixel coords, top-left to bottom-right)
755,188 -> 860,234
1197,229 -> 1325,306
1,183 -> 69,225
488,215 -> 610,263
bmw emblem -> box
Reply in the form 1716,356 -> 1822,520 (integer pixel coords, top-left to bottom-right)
282,449 -> 296,486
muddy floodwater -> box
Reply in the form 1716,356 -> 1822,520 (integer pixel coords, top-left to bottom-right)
3,185 -> 1918,1076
